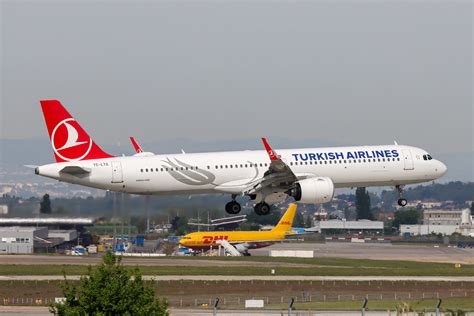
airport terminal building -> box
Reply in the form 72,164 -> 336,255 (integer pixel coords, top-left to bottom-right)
309,219 -> 384,235
0,217 -> 96,254
400,208 -> 473,236
0,226 -> 48,254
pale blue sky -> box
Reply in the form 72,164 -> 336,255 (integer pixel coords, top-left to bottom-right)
1,0 -> 472,160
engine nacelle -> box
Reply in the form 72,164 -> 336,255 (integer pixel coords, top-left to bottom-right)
290,177 -> 335,204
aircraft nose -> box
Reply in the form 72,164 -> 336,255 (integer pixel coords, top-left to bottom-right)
436,161 -> 447,176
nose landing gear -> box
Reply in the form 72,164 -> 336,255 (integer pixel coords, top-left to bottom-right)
396,185 -> 408,207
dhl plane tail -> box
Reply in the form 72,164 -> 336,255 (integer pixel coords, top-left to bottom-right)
271,203 -> 297,233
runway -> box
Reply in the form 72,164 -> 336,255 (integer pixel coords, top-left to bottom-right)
251,242 -> 474,264
0,275 -> 472,282
0,242 -> 472,266
0,255 -> 316,268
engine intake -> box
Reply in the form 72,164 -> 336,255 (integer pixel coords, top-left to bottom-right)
289,177 -> 335,204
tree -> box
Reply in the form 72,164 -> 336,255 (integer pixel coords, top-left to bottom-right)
293,211 -> 305,227
40,194 -> 52,214
170,216 -> 189,235
50,251 -> 168,316
355,187 -> 372,220
392,209 -> 420,228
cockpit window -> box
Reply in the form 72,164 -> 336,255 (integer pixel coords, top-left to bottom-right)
423,154 -> 433,161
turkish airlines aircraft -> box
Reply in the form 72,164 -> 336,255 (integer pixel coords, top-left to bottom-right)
35,100 -> 447,215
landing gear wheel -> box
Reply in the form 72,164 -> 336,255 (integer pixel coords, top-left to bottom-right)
225,201 -> 241,214
254,202 -> 271,216
398,198 -> 407,207
395,185 -> 407,207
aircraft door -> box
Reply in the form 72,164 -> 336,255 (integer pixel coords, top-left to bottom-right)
111,162 -> 123,183
402,150 -> 414,170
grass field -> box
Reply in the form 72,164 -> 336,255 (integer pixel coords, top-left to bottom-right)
0,256 -> 473,276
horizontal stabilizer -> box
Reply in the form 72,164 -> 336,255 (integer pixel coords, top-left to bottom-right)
59,166 -> 91,175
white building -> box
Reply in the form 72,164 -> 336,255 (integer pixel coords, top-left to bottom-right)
423,209 -> 466,226
310,219 -> 384,234
0,226 -> 48,254
401,209 -> 473,236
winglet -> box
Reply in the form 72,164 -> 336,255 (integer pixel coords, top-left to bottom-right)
261,137 -> 278,161
129,137 -> 143,153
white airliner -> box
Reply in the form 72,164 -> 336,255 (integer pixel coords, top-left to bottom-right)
35,100 -> 447,215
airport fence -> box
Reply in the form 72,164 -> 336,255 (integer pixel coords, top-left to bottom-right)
166,291 -> 473,308
1,290 -> 472,308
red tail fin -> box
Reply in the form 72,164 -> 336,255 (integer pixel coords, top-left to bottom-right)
40,100 -> 115,162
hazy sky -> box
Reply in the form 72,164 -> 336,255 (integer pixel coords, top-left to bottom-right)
1,0 -> 472,157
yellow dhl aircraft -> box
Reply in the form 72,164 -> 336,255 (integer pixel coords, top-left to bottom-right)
179,204 -> 298,255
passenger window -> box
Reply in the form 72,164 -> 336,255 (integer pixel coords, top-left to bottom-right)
150,168 -> 153,172
161,168 -> 163,172
140,169 -> 143,172
146,169 -> 148,172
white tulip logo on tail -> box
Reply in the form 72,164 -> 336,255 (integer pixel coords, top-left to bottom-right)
51,118 -> 92,161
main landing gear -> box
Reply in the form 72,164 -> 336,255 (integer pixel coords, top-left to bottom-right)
396,185 -> 407,207
254,202 -> 271,216
225,196 -> 271,216
225,198 -> 242,215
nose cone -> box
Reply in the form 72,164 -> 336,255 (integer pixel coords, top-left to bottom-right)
178,238 -> 187,247
436,160 -> 447,177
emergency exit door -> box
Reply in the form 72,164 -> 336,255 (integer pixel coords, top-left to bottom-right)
402,150 -> 414,170
111,162 -> 123,183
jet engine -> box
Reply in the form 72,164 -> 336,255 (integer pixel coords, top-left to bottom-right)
289,177 -> 335,204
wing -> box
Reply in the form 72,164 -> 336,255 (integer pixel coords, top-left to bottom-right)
243,138 -> 299,195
